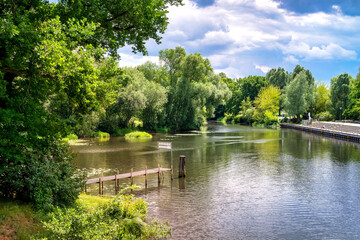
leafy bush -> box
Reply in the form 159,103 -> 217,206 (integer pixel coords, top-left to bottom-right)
66,134 -> 78,140
154,127 -> 169,133
114,128 -> 134,137
125,131 -> 152,139
0,138 -> 84,211
318,111 -> 333,121
42,193 -> 171,239
91,131 -> 110,138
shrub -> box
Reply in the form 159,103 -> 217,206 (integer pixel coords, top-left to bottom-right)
154,127 -> 169,133
66,134 -> 78,140
92,131 -> 110,138
114,128 -> 134,137
0,140 -> 84,211
125,131 -> 152,139
318,111 -> 333,121
42,193 -> 171,239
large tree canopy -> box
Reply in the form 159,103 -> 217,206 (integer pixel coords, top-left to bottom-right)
0,0 -> 182,208
329,73 -> 351,120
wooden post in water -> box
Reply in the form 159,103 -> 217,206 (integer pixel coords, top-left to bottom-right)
158,164 -> 161,184
171,165 -> 173,180
115,169 -> 119,194
179,155 -> 186,178
84,177 -> 87,193
99,172 -> 103,195
145,166 -> 148,187
131,168 -> 134,186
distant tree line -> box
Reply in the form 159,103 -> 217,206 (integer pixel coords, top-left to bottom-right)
217,65 -> 359,126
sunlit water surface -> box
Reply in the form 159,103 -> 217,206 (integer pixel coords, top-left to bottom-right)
73,123 -> 360,239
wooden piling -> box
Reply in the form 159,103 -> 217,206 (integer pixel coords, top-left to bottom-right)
115,169 -> 119,194
179,155 -> 186,178
171,165 -> 173,180
145,166 -> 148,187
99,173 -> 103,195
131,168 -> 133,186
158,164 -> 161,184
84,177 -> 87,193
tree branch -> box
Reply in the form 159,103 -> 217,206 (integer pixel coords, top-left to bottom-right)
0,67 -> 56,79
105,11 -> 129,22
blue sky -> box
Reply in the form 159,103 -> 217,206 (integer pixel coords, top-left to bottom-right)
118,0 -> 360,83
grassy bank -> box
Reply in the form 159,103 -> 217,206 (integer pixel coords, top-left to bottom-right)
0,193 -> 171,239
0,199 -> 45,239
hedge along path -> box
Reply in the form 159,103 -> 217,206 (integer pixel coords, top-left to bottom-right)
84,165 -> 173,195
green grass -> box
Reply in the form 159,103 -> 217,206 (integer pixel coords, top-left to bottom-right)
0,199 -> 45,240
125,131 -> 152,139
76,194 -> 112,211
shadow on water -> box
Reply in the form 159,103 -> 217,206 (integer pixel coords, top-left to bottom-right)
73,122 -> 360,239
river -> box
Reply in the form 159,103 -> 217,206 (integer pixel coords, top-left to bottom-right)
72,122 -> 360,239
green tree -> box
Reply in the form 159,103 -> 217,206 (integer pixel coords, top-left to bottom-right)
284,70 -> 314,119
253,85 -> 281,125
345,70 -> 360,120
313,82 -> 330,116
266,67 -> 290,115
238,97 -> 255,125
158,48 -> 231,130
238,75 -> 269,101
159,46 -> 187,85
329,73 -> 351,120
0,0 -> 181,207
266,67 -> 290,90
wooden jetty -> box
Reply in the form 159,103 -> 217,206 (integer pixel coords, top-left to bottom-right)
85,164 -> 173,195
280,123 -> 360,143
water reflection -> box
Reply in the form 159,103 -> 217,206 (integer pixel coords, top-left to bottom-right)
73,123 -> 360,239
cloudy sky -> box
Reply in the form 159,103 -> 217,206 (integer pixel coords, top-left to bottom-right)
118,0 -> 360,82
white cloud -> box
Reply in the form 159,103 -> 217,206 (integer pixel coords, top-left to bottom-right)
255,65 -> 271,73
117,0 -> 360,78
118,53 -> 159,67
284,55 -> 299,64
282,42 -> 357,60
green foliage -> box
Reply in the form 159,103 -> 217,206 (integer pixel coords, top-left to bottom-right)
66,134 -> 78,140
318,111 -> 333,121
125,131 -> 152,139
284,69 -> 314,119
42,193 -> 171,240
237,97 -> 255,125
266,67 -> 290,90
92,131 -> 110,138
0,199 -> 45,239
329,73 -> 351,120
253,86 -> 281,126
345,69 -> 360,120
314,82 -> 330,115
114,128 -> 134,137
159,48 -> 231,130
1,0 -> 182,208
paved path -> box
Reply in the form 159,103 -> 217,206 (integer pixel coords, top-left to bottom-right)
309,122 -> 360,134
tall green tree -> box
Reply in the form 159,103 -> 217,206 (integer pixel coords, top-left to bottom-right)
266,67 -> 290,90
284,70 -> 314,119
345,70 -> 360,120
329,73 -> 351,120
253,85 -> 281,125
313,82 -> 330,115
266,67 -> 290,115
0,0 -> 182,207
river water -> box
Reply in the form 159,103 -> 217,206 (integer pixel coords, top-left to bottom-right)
73,123 -> 360,239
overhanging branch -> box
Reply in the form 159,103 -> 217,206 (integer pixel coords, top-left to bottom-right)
0,67 -> 56,79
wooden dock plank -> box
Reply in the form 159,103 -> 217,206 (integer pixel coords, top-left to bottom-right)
86,167 -> 172,184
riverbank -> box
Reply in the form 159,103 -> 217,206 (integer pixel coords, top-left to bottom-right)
281,122 -> 360,142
